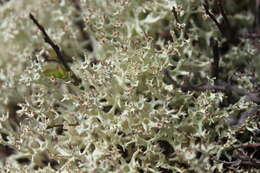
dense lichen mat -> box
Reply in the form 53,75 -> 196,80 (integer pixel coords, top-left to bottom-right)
0,0 -> 259,172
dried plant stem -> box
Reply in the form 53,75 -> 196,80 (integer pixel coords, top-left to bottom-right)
203,1 -> 225,36
172,6 -> 179,23
210,38 -> 220,84
29,13 -> 81,85
70,0 -> 93,52
163,68 -> 260,104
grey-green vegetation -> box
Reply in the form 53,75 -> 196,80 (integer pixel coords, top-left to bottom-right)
0,0 -> 259,172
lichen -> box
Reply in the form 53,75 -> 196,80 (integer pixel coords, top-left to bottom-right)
0,0 -> 259,172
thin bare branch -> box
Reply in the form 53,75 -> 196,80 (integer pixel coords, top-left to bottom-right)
210,38 -> 220,84
70,0 -> 93,52
29,13 -> 81,85
203,1 -> 225,36
163,68 -> 260,104
46,123 -> 79,129
172,6 -> 180,23
218,0 -> 231,31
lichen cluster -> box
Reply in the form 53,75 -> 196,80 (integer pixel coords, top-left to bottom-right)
0,0 -> 259,172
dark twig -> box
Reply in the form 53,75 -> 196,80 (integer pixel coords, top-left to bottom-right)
29,13 -> 68,69
217,0 -> 240,45
236,106 -> 260,125
233,148 -> 260,168
228,106 -> 260,126
46,123 -> 79,129
242,33 -> 260,39
70,0 -> 93,52
220,158 -> 260,168
218,142 -> 260,168
217,0 -> 231,32
29,13 -> 81,85
41,51 -> 59,63
172,6 -> 180,23
210,38 -> 220,84
70,0 -> 99,66
239,142 -> 260,149
254,0 -> 260,31
163,68 -> 225,92
163,68 -> 260,104
170,6 -> 181,38
203,0 -> 240,45
203,1 -> 225,36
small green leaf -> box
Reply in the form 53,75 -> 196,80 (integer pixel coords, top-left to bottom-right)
43,64 -> 69,80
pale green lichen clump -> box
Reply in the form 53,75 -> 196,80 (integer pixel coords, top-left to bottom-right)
0,0 -> 259,172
